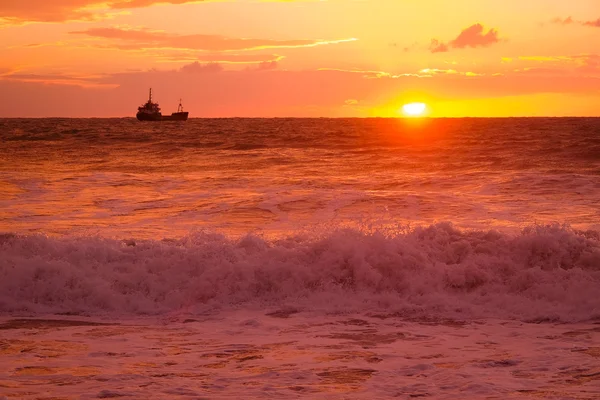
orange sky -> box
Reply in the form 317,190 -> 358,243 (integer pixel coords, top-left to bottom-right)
0,0 -> 599,117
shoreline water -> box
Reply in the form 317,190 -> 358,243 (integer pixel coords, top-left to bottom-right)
1,312 -> 599,399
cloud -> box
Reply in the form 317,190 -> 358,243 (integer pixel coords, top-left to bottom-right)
0,0 -> 202,25
0,0 -> 340,26
516,54 -> 600,69
497,54 -> 600,77
552,16 -> 575,25
419,68 -> 458,75
551,16 -> 600,28
8,37 -> 287,66
109,0 -> 201,9
316,68 -> 429,79
512,67 -> 571,75
464,71 -> 484,77
70,27 -> 357,52
255,60 -> 278,70
518,56 -> 574,62
419,68 -> 485,77
451,24 -> 500,48
2,66 -> 599,118
429,39 -> 449,53
179,62 -> 223,74
177,59 -> 277,73
158,53 -> 285,65
0,72 -> 115,87
583,18 -> 600,27
430,23 -> 500,53
397,41 -> 419,53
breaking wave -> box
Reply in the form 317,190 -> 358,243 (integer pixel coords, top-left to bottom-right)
1,223 -> 599,322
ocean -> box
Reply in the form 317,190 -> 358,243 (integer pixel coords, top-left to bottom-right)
1,117 -> 599,399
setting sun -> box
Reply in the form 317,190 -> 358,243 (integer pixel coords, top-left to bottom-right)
402,103 -> 427,117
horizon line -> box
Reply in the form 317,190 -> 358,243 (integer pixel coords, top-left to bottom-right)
1,116 -> 599,119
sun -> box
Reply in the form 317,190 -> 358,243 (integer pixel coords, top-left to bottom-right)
401,102 -> 427,117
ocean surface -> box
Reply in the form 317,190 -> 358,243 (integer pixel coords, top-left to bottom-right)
1,117 -> 599,399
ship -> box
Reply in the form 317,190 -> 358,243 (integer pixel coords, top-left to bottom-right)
136,88 -> 189,121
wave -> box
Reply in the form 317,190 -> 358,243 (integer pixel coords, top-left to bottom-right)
1,223 -> 599,322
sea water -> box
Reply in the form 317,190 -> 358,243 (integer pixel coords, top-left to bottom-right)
0,117 -> 599,399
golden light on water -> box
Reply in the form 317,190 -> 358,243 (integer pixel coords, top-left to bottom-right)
401,102 -> 427,117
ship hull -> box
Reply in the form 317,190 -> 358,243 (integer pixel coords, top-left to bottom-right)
136,112 -> 189,121
136,112 -> 162,121
162,112 -> 189,121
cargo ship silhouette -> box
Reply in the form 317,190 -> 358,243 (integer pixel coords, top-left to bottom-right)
136,88 -> 189,121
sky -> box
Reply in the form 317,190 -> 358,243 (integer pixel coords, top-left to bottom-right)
0,0 -> 599,117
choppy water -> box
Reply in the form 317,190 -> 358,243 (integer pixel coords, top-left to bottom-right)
1,118 -> 599,321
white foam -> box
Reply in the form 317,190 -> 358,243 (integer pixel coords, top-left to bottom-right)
1,223 -> 598,322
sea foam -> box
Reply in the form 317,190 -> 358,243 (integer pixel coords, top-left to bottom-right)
1,223 -> 599,322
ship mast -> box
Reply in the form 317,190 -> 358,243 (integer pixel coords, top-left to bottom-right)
149,88 -> 152,103
178,98 -> 183,112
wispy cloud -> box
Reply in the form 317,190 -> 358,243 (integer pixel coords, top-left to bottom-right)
316,67 -> 487,79
516,54 -> 600,68
0,0 -> 203,25
316,68 -> 429,79
70,27 -> 358,52
419,68 -> 458,75
552,16 -> 575,25
0,0 -> 336,26
0,72 -> 116,88
419,68 -> 485,77
429,23 -> 501,53
162,53 -> 285,65
583,18 -> 600,27
498,54 -> 600,77
551,16 -> 600,28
